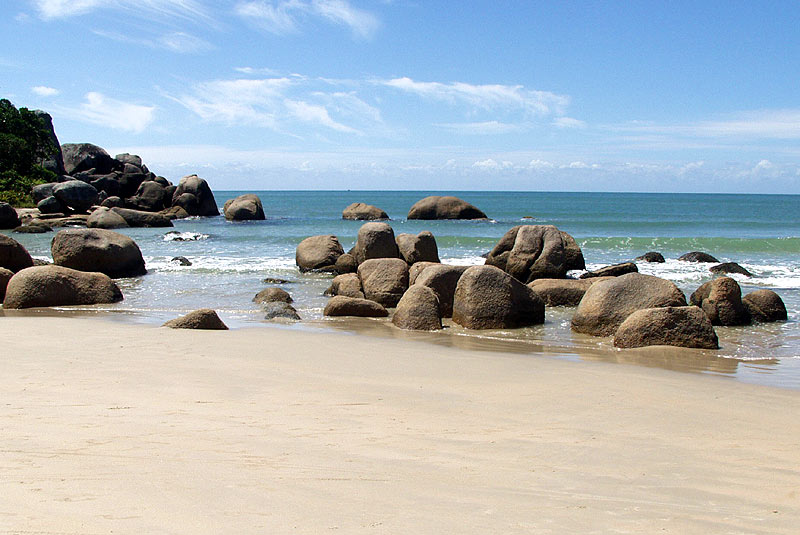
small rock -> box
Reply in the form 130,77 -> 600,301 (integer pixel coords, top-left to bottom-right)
263,302 -> 301,321
710,262 -> 753,277
253,287 -> 293,304
323,296 -> 388,317
163,309 -> 228,330
635,252 -> 665,263
580,262 -> 638,279
678,251 -> 719,263
170,256 -> 192,266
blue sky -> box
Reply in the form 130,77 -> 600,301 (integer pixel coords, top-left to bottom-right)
2,0 -> 800,192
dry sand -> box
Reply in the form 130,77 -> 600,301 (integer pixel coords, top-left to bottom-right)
1,316 -> 799,534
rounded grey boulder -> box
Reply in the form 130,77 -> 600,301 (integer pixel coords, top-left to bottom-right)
263,302 -> 301,321
51,228 -> 147,278
342,202 -> 388,220
452,265 -> 545,329
171,175 -> 219,217
323,295 -> 388,317
296,235 -> 344,272
224,194 -> 265,221
635,252 -> 665,263
87,206 -> 129,229
710,262 -> 753,277
0,234 -> 34,272
690,277 -> 750,326
407,196 -> 487,220
392,285 -> 442,331
413,264 -> 469,317
571,273 -> 687,336
357,258 -> 409,308
485,225 -> 572,282
613,306 -> 719,349
352,222 -> 399,264
326,273 -> 365,299
53,180 -> 98,212
3,265 -> 123,309
396,231 -> 440,264
163,309 -> 228,330
742,289 -> 788,322
678,251 -> 719,263
253,287 -> 293,304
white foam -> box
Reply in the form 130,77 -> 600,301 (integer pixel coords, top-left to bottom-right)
146,255 -> 296,273
163,231 -> 209,242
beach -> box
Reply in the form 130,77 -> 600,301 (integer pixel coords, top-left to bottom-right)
2,316 -> 799,534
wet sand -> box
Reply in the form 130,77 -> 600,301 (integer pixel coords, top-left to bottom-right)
2,316 -> 800,533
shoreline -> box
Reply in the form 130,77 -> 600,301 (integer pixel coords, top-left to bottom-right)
2,315 -> 800,533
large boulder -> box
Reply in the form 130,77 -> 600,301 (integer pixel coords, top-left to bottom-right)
163,309 -> 228,330
742,289 -> 788,323
413,264 -> 469,317
61,143 -> 118,175
452,265 -> 545,329
409,261 -> 440,285
580,262 -> 638,279
352,222 -> 399,264
34,111 -> 66,175
171,174 -> 219,217
678,251 -> 719,263
223,194 -> 265,221
2,265 -> 122,309
253,287 -> 292,304
51,228 -> 147,278
31,183 -> 58,203
357,258 -> 409,308
0,202 -> 21,229
560,231 -> 586,271
392,285 -> 442,331
323,296 -> 388,317
87,207 -> 129,229
396,231 -> 440,264
295,235 -> 344,272
0,267 -> 13,302
111,207 -> 173,228
37,196 -> 65,215
613,306 -> 719,349
326,273 -> 365,299
342,202 -> 388,220
527,277 -> 611,307
485,225 -> 572,282
52,180 -> 98,212
571,273 -> 687,336
690,277 -> 750,326
129,180 -> 167,212
0,234 -> 34,272
407,196 -> 486,220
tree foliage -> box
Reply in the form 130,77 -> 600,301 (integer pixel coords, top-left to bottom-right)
0,98 -> 57,206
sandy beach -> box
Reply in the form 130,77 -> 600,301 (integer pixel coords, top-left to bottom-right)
2,316 -> 799,534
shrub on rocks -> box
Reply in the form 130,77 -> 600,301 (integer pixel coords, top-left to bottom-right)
613,306 -> 719,349
296,235 -> 344,272
51,228 -> 147,278
3,265 -> 122,308
571,273 -> 687,336
452,265 -> 544,329
392,285 -> 442,330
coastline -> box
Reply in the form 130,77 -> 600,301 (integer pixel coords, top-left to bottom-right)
2,316 -> 799,533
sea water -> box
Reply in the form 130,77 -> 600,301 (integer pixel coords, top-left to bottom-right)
4,191 -> 799,387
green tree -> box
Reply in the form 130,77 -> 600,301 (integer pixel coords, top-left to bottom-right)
0,98 -> 57,206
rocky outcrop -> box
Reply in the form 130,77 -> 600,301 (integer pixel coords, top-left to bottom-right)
0,234 -> 34,272
635,252 -> 665,263
580,262 -> 638,279
527,277 -> 611,307
53,180 -> 98,212
253,287 -> 293,304
342,202 -> 388,220
323,296 -> 388,317
34,110 -> 65,175
357,258 -> 409,308
452,265 -> 545,329
690,277 -> 750,326
710,262 -> 753,277
485,225 -> 577,282
396,231 -> 440,264
742,289 -> 788,323
2,265 -> 122,309
352,222 -> 399,264
0,202 -> 21,229
171,174 -> 219,217
392,285 -> 442,330
413,264 -> 469,317
571,273 -> 687,336
62,143 -> 117,175
51,228 -> 147,278
678,251 -> 719,263
613,306 -> 719,349
224,194 -> 265,221
407,196 -> 487,220
326,273 -> 365,299
295,235 -> 344,272
163,309 -> 228,330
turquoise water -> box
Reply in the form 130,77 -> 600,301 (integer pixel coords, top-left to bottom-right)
4,191 -> 799,387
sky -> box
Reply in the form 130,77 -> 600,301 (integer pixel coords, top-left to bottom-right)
2,0 -> 800,193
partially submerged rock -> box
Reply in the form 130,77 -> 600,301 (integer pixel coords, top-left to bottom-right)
571,273 -> 687,336
253,287 -> 293,304
323,295 -> 388,317
710,262 -> 753,277
171,174 -> 219,217
326,273 -> 365,299
224,194 -> 265,221
613,306 -> 719,349
296,235 -> 344,272
452,265 -> 544,329
407,196 -> 486,220
3,265 -> 122,309
396,231 -> 440,264
635,252 -> 665,263
580,262 -> 638,279
342,202 -> 388,220
263,302 -> 301,321
163,308 -> 228,330
742,289 -> 788,323
690,277 -> 750,326
678,251 -> 719,263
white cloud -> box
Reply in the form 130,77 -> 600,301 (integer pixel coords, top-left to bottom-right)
32,85 -> 60,96
235,66 -> 281,76
93,29 -> 212,53
611,109 -> 800,140
33,0 -> 210,23
472,158 -> 513,170
235,0 -> 379,38
383,77 -> 569,117
173,78 -> 292,125
284,99 -> 358,133
528,159 -> 554,169
56,92 -> 155,133
436,121 -> 522,135
553,116 -> 586,129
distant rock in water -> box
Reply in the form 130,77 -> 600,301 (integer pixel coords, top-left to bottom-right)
342,202 -> 388,220
635,252 -> 665,263
407,196 -> 487,220
710,262 -> 753,277
580,262 -> 638,279
678,251 -> 719,263
170,256 -> 192,266
224,193 -> 265,221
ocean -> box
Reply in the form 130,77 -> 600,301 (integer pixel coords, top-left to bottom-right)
4,191 -> 800,387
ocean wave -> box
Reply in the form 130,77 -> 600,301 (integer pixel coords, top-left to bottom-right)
146,255 -> 297,273
163,231 -> 210,242
578,236 -> 800,256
